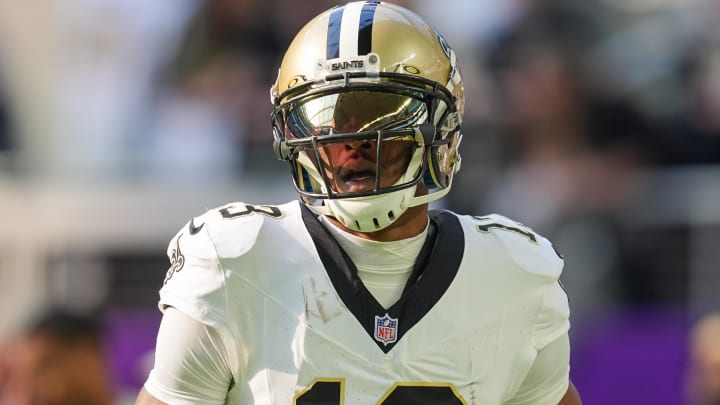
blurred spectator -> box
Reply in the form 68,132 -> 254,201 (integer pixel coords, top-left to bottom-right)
686,312 -> 720,405
0,0 -> 196,180
663,40 -> 720,165
481,14 -> 656,228
144,0 -> 299,179
0,309 -> 127,405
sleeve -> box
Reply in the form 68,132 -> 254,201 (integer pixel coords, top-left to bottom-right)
143,307 -> 233,404
158,215 -> 228,330
532,280 -> 571,350
504,333 -> 571,405
505,281 -> 571,404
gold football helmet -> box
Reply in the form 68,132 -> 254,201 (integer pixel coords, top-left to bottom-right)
271,1 -> 464,232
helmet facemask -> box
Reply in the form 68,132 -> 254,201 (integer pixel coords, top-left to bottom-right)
272,71 -> 459,232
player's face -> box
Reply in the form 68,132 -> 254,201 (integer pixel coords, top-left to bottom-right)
284,90 -> 425,195
318,135 -> 414,194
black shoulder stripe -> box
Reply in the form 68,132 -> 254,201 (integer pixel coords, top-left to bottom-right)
358,1 -> 378,55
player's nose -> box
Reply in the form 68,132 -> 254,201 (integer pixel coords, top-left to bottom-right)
343,140 -> 373,151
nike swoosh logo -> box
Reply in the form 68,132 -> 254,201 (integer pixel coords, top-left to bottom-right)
188,218 -> 205,235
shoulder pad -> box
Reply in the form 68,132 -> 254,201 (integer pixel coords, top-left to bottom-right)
466,214 -> 564,280
184,200 -> 300,259
159,200 -> 301,326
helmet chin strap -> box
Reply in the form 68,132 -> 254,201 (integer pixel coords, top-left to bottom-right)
324,184 -> 417,232
408,173 -> 454,207
313,173 -> 454,232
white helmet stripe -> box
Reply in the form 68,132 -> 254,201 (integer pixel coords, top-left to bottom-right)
339,1 -> 364,58
325,2 -> 378,59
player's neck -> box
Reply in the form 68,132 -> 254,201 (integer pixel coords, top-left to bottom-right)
329,204 -> 429,242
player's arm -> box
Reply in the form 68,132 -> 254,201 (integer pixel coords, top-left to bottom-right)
558,381 -> 582,405
135,387 -> 168,405
135,307 -> 233,405
505,332 -> 580,405
504,272 -> 581,405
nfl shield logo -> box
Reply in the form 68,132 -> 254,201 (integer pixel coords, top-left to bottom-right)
374,313 -> 398,345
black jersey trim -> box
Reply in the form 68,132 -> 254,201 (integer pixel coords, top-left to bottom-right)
301,205 -> 465,353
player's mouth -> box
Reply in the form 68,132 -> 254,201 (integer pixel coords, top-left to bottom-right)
339,169 -> 377,192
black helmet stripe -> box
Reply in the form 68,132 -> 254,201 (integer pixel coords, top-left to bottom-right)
358,1 -> 378,55
326,1 -> 379,60
326,5 -> 345,59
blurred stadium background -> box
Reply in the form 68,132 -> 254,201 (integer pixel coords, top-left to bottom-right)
0,0 -> 719,403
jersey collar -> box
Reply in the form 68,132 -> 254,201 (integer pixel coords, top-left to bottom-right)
301,203 -> 465,353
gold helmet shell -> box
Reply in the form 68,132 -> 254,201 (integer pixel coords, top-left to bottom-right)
273,2 -> 463,101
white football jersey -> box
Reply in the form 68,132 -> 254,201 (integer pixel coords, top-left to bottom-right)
158,200 -> 570,404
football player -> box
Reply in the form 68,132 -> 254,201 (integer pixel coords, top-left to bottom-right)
1,310 -> 116,405
136,1 -> 582,404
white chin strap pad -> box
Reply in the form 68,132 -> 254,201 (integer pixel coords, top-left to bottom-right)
326,185 -> 417,232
